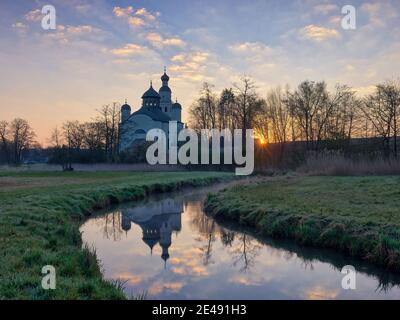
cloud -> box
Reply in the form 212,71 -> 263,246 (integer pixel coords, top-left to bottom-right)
113,6 -> 134,17
66,25 -> 95,34
361,2 -> 382,15
128,16 -> 146,27
75,4 -> 91,14
299,24 -> 340,42
229,41 -> 283,69
12,22 -> 28,35
146,32 -> 186,48
304,286 -> 339,300
313,4 -> 338,15
112,272 -> 142,285
360,2 -> 398,28
148,281 -> 185,295
171,54 -> 186,62
44,24 -> 101,44
109,43 -> 149,57
229,42 -> 275,56
169,51 -> 214,82
163,38 -> 186,47
113,6 -> 159,28
170,51 -> 209,69
24,9 -> 42,22
135,8 -> 159,21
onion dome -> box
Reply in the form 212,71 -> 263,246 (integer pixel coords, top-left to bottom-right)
161,72 -> 169,82
161,67 -> 169,82
142,82 -> 160,99
172,100 -> 182,109
121,99 -> 131,111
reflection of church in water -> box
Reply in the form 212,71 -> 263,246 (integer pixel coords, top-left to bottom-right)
120,198 -> 183,267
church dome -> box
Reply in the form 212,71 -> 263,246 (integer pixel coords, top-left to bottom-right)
161,72 -> 169,82
121,103 -> 131,111
142,84 -> 160,99
143,237 -> 159,250
172,102 -> 182,109
161,252 -> 170,261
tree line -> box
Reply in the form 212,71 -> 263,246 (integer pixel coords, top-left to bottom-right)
0,104 -> 120,166
48,103 -> 120,168
189,77 -> 400,161
2,77 -> 399,167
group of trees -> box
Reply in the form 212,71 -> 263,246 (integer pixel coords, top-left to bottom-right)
189,78 -> 400,162
0,103 -> 121,167
2,77 -> 399,168
48,103 -> 120,167
0,118 -> 37,164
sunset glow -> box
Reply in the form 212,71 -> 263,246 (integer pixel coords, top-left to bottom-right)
0,0 -> 399,146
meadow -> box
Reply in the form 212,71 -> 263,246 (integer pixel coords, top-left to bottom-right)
0,170 -> 233,299
206,175 -> 400,271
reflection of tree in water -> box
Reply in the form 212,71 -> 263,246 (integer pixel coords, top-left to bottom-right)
188,202 -> 221,266
194,216 -> 217,266
220,228 -> 235,247
188,202 -> 261,270
299,259 -> 315,271
215,215 -> 400,293
99,211 -> 124,241
230,233 -> 262,273
199,221 -> 216,266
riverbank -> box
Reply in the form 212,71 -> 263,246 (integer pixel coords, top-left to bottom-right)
205,175 -> 400,271
0,171 -> 233,299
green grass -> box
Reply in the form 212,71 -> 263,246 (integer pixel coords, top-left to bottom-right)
0,171 -> 233,299
205,175 -> 400,271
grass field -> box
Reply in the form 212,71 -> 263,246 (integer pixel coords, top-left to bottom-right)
206,175 -> 400,271
0,170 -> 233,299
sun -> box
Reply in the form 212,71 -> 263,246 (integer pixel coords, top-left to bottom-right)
259,137 -> 267,145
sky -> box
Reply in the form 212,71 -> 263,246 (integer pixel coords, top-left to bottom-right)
0,0 -> 399,144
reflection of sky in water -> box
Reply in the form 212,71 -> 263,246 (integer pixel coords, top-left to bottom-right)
81,186 -> 400,300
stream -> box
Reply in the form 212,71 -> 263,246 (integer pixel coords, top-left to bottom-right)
80,183 -> 400,299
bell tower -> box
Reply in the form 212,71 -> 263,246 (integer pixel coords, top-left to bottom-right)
159,67 -> 172,114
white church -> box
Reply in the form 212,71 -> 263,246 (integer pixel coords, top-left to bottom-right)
119,68 -> 184,152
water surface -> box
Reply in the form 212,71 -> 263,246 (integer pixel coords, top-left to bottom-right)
80,184 -> 400,299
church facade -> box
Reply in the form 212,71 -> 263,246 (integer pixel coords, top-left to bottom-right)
119,69 -> 184,152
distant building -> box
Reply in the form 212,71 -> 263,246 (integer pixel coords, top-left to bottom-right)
119,68 -> 184,152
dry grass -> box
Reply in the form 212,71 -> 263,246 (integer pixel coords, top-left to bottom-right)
297,153 -> 400,176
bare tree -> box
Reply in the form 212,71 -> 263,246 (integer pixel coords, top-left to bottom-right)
315,84 -> 354,145
83,121 -> 104,152
48,126 -> 63,148
265,86 -> 291,144
378,81 -> 400,157
62,121 -> 85,150
287,81 -> 329,148
189,83 -> 218,130
96,103 -> 120,161
9,118 -> 36,164
360,81 -> 400,157
233,77 -> 264,140
218,88 -> 235,130
0,121 -> 10,163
